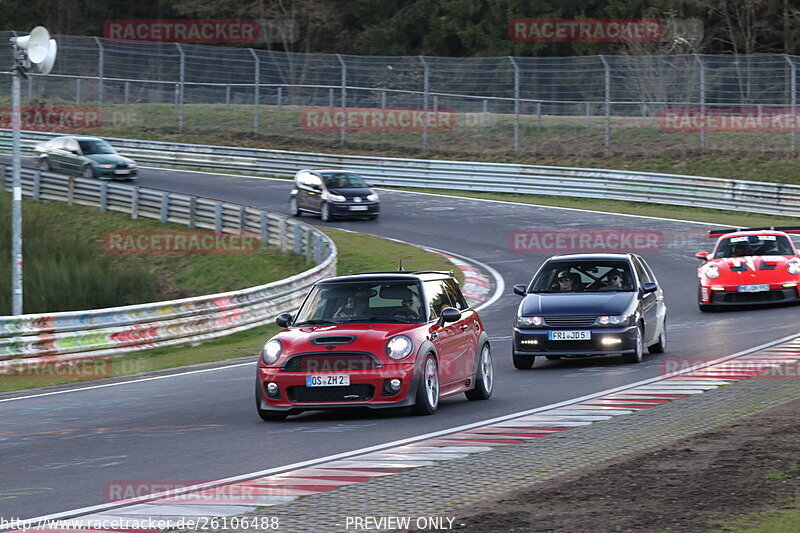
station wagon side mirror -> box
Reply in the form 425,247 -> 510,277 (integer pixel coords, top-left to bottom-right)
276,313 -> 293,328
513,284 -> 527,296
641,282 -> 658,294
438,307 -> 461,327
695,251 -> 709,261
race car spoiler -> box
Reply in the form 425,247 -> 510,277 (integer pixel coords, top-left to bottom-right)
708,226 -> 800,238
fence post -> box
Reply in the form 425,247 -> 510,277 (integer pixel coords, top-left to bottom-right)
176,43 -> 185,132
294,223 -> 302,255
124,82 -> 130,105
239,206 -> 247,231
277,86 -> 282,107
214,202 -> 223,233
32,170 -> 41,200
599,55 -> 611,151
482,99 -> 488,126
225,86 -> 231,108
695,54 -> 706,152
67,176 -> 75,205
279,218 -> 287,251
76,78 -> 81,104
315,236 -> 324,264
250,48 -> 260,134
188,196 -> 196,228
419,56 -> 430,152
94,38 -> 104,123
131,187 -> 140,219
585,102 -> 591,128
785,55 -> 797,154
508,57 -> 520,153
536,102 -> 542,128
336,54 -> 347,146
328,88 -> 334,109
160,192 -> 170,222
100,182 -> 108,211
305,230 -> 314,263
259,212 -> 269,245
27,77 -> 33,101
381,90 -> 386,111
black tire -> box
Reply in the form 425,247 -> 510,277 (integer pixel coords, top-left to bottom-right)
255,381 -> 287,421
82,165 -> 94,179
38,157 -> 50,172
412,354 -> 439,415
465,343 -> 493,401
513,353 -> 535,369
622,325 -> 644,364
289,197 -> 301,217
320,202 -> 331,222
648,320 -> 667,354
545,355 -> 560,361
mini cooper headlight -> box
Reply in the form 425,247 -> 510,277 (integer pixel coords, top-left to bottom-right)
366,193 -> 379,202
599,315 -> 633,326
386,335 -> 414,360
788,261 -> 800,275
516,316 -> 543,328
260,339 -> 282,365
704,264 -> 720,279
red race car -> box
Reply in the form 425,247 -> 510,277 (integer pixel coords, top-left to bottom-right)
255,270 -> 493,420
696,227 -> 800,311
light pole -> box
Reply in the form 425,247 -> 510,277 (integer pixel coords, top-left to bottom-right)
8,27 -> 57,315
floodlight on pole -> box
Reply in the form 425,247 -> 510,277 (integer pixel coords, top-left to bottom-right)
8,27 -> 57,316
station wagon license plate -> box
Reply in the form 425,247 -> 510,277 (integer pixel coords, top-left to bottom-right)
738,284 -> 770,293
306,374 -> 350,387
349,205 -> 368,211
548,330 -> 591,341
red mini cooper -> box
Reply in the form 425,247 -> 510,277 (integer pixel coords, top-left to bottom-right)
255,271 -> 492,420
696,227 -> 800,311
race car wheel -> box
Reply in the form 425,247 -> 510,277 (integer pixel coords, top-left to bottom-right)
255,381 -> 288,421
289,197 -> 301,217
320,202 -> 331,222
648,320 -> 667,354
513,353 -> 535,369
38,157 -> 50,172
466,343 -> 493,401
623,325 -> 644,364
412,355 -> 439,415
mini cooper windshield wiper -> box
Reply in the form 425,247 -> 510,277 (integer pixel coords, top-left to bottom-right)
344,317 -> 414,324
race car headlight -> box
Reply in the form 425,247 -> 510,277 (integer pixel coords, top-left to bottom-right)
366,193 -> 379,202
386,335 -> 413,360
704,264 -> 720,279
516,316 -> 543,328
599,314 -> 633,326
788,261 -> 800,275
260,339 -> 282,365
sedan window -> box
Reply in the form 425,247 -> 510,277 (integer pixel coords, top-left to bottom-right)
531,262 -> 635,293
78,140 -> 116,155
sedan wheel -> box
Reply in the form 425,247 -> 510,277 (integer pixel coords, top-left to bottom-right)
648,321 -> 667,354
38,157 -> 50,172
466,343 -> 493,401
623,326 -> 644,364
82,165 -> 94,179
412,355 -> 439,415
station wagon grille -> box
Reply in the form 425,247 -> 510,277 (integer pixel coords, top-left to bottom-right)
288,384 -> 374,403
283,352 -> 379,372
544,316 -> 597,327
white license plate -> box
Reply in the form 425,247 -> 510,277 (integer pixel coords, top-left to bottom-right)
114,170 -> 130,175
738,284 -> 770,293
548,330 -> 591,341
306,374 -> 350,387
348,205 -> 368,211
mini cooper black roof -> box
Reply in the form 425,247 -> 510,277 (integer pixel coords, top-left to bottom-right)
318,270 -> 455,284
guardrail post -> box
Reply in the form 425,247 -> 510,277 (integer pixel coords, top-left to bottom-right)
67,176 -> 75,205
124,82 -> 130,105
131,187 -> 140,219
536,102 -> 542,128
277,87 -> 282,108
508,57 -> 520,153
76,78 -> 81,104
314,235 -> 323,264
294,223 -> 302,255
225,86 -> 231,108
239,206 -> 247,231
306,230 -> 314,263
160,192 -> 170,222
420,56 -> 430,153
336,54 -> 347,146
33,170 -> 41,201
599,55 -> 611,151
695,54 -> 706,152
585,102 -> 591,128
482,99 -> 488,126
279,218 -> 287,251
188,196 -> 196,228
176,44 -> 185,132
100,182 -> 109,211
250,49 -> 260,134
259,212 -> 269,245
381,90 -> 386,111
785,55 -> 797,154
94,38 -> 104,123
214,202 -> 223,233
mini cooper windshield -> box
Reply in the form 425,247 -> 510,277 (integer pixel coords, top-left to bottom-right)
293,281 -> 425,325
530,261 -> 636,293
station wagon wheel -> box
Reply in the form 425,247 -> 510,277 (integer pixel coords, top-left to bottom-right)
289,197 -> 300,217
38,157 -> 50,172
623,325 -> 644,364
82,165 -> 94,179
412,355 -> 439,415
255,381 -> 288,421
320,202 -> 331,222
466,343 -> 493,401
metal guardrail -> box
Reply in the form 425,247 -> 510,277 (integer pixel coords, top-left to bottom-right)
0,165 -> 337,365
2,129 -> 799,218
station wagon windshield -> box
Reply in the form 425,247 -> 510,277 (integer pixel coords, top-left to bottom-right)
294,281 -> 424,324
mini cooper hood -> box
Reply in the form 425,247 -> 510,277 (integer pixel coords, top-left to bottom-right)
328,187 -> 373,199
520,292 -> 634,316
275,323 -> 419,351
86,153 -> 134,165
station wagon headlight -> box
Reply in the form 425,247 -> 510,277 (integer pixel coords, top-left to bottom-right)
367,193 -> 379,202
599,315 -> 633,326
260,339 -> 282,365
516,316 -> 543,328
704,264 -> 720,279
386,335 -> 413,360
788,261 -> 800,275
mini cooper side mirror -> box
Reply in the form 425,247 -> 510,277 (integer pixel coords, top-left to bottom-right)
513,284 -> 527,296
695,251 -> 709,261
439,307 -> 462,326
276,313 -> 293,328
642,282 -> 658,294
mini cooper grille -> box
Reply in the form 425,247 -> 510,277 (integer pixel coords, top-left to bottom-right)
311,335 -> 356,345
283,353 -> 378,372
288,384 -> 374,403
544,316 -> 597,327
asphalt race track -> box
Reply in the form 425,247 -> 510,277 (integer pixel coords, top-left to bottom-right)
3,159 -> 800,520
